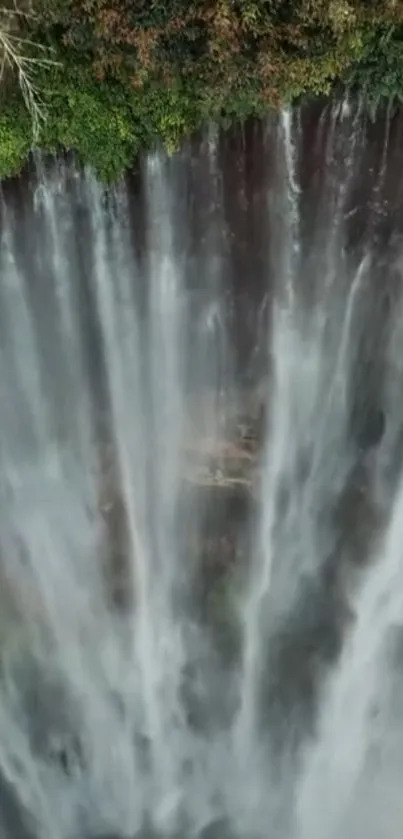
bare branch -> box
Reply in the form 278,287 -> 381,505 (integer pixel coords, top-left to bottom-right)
0,5 -> 59,141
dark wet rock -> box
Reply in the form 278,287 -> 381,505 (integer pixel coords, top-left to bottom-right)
0,773 -> 38,839
90,835 -> 132,839
46,731 -> 84,776
352,405 -> 386,452
98,456 -> 133,613
0,650 -> 85,779
332,457 -> 384,568
197,817 -> 233,839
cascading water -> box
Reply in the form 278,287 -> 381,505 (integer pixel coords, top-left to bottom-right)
0,99 -> 403,839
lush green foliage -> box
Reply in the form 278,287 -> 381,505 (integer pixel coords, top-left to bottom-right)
347,23 -> 403,113
1,0 -> 403,180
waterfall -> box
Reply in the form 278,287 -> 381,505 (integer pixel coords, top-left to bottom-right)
0,101 -> 402,839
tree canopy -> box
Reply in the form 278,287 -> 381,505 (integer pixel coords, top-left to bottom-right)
1,0 -> 403,180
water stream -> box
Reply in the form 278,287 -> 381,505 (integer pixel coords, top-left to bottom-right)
0,99 -> 403,838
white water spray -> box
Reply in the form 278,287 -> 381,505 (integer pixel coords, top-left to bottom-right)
0,101 -> 402,839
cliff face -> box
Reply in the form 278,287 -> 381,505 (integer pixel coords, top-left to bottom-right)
0,100 -> 398,615
1,94 -> 403,839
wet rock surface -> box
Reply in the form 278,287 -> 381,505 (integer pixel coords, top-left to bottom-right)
0,101 -> 402,838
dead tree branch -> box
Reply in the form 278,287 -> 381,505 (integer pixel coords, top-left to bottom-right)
0,5 -> 58,141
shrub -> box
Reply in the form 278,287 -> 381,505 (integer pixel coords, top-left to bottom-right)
1,0 -> 403,181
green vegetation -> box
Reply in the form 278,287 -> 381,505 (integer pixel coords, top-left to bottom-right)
1,1 -> 403,180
